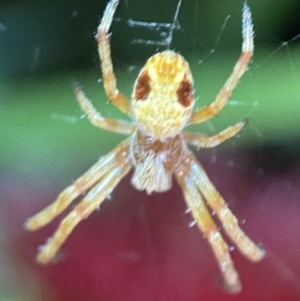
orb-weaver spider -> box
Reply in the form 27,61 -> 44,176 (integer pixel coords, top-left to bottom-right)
26,0 -> 265,293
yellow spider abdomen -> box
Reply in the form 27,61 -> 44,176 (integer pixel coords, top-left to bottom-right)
131,50 -> 195,139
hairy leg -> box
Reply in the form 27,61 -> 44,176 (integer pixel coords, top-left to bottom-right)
175,170 -> 242,293
190,4 -> 253,124
74,85 -> 136,134
189,155 -> 265,262
36,161 -> 132,264
25,139 -> 130,231
183,119 -> 246,148
96,0 -> 131,115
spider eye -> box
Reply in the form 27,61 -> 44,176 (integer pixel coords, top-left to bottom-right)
176,80 -> 194,107
134,71 -> 151,101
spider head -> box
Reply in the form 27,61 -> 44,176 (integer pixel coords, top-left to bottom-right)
131,50 -> 195,139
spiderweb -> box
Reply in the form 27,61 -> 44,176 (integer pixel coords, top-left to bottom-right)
61,1 -> 300,297
70,1 -> 300,298
1,0 -> 300,300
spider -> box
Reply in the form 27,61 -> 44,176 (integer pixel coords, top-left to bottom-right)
25,0 -> 265,293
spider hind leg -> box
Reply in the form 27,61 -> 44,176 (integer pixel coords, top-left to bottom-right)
175,167 -> 242,293
36,160 -> 131,264
25,140 -> 131,231
175,153 -> 264,293
25,139 -> 132,264
189,155 -> 265,262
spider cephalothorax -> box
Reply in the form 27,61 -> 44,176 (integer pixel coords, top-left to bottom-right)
132,50 -> 195,139
26,0 -> 264,293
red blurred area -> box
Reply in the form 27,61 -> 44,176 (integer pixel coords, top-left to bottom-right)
2,150 -> 300,301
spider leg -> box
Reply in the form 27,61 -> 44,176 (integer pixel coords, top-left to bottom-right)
96,0 -> 131,115
188,154 -> 265,262
184,119 -> 246,148
36,160 -> 132,264
25,139 -> 130,231
74,85 -> 136,135
175,170 -> 242,293
190,4 -> 253,124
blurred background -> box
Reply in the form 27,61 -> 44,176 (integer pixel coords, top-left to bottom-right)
1,0 -> 300,300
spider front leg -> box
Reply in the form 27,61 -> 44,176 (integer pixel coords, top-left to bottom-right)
96,0 -> 131,115
190,4 -> 253,124
36,159 -> 132,264
25,139 -> 130,232
175,171 -> 242,293
184,119 -> 247,148
189,155 -> 265,262
74,85 -> 136,135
